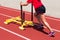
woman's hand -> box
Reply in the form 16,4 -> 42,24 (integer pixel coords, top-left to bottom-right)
20,2 -> 28,6
20,2 -> 23,5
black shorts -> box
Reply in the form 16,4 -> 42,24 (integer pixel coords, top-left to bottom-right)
35,5 -> 46,15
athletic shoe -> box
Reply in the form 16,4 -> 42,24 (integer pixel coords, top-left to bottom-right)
49,31 -> 55,37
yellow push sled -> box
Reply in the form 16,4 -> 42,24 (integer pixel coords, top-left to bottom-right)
4,5 -> 34,30
4,16 -> 34,30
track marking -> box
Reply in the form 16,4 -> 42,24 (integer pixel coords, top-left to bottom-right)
0,6 -> 60,21
46,17 -> 60,21
53,28 -> 60,32
0,13 -> 60,33
2,6 -> 60,21
0,13 -> 13,18
0,26 -> 30,40
0,6 -> 20,12
0,13 -> 60,21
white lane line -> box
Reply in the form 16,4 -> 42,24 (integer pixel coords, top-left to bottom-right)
52,28 -> 60,32
0,6 -> 20,12
1,6 -> 60,21
0,13 -> 60,21
0,26 -> 30,40
0,13 -> 13,18
0,13 -> 60,33
46,17 -> 60,21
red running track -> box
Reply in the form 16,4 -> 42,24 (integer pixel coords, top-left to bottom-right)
0,6 -> 60,40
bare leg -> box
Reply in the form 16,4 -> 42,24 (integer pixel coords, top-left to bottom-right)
34,13 -> 55,36
34,13 -> 42,24
35,13 -> 47,28
39,13 -> 53,32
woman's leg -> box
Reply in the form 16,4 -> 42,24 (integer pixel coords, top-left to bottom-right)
34,13 -> 44,29
34,13 -> 42,24
39,13 -> 55,36
39,13 -> 53,32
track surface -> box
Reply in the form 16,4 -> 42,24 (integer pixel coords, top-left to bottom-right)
0,6 -> 60,40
